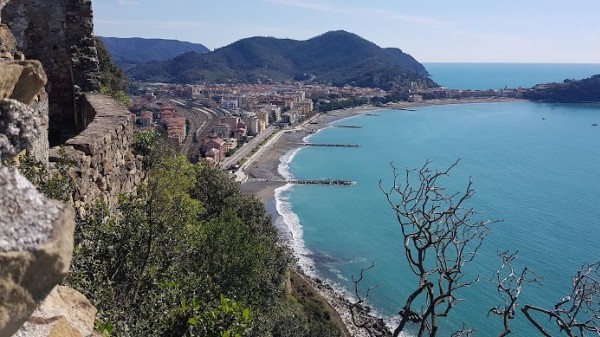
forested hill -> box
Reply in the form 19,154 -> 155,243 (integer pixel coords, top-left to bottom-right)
127,30 -> 437,90
99,36 -> 210,68
525,74 -> 600,102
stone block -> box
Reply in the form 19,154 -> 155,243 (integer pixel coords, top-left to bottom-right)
0,24 -> 16,51
0,98 -> 42,160
0,167 -> 75,336
0,60 -> 47,104
13,285 -> 99,337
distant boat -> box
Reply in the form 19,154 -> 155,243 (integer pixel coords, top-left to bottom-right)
593,123 -> 598,126
542,117 -> 546,120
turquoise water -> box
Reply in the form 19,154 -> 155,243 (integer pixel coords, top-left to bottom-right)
424,63 -> 600,90
275,102 -> 600,336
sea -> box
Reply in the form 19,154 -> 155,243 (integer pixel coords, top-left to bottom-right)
424,62 -> 600,90
272,63 -> 600,336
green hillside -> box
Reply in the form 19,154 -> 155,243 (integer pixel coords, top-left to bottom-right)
128,30 -> 437,90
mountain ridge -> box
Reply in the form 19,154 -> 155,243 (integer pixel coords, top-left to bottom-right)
127,30 -> 437,90
99,36 -> 210,68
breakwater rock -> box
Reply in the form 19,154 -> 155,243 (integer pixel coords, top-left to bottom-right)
333,125 -> 362,128
289,179 -> 355,186
297,143 -> 360,148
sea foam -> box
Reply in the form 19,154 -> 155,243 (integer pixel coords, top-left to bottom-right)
275,148 -> 318,276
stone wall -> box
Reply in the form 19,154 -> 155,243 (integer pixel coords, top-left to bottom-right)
50,93 -> 144,211
2,0 -> 100,145
2,0 -> 144,334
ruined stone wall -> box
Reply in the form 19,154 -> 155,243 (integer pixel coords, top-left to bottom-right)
2,0 -> 100,145
50,93 -> 144,211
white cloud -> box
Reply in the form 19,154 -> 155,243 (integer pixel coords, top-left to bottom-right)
118,0 -> 140,5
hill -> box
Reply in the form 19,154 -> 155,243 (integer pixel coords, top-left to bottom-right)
127,30 -> 437,90
525,74 -> 600,102
99,37 -> 210,69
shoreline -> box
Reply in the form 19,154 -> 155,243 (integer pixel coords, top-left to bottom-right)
239,97 -> 524,336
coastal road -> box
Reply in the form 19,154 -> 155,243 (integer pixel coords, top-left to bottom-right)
221,126 -> 277,169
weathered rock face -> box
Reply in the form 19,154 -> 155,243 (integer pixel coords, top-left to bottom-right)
0,166 -> 75,337
0,14 -> 49,164
13,286 -> 100,337
2,0 -> 100,145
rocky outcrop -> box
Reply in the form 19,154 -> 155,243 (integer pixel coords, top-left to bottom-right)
0,167 -> 75,337
13,286 -> 99,337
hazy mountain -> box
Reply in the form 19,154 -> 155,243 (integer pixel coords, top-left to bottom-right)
127,30 -> 437,89
99,37 -> 210,68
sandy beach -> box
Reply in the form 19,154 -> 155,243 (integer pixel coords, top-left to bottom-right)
241,97 -> 520,204
239,97 -> 522,336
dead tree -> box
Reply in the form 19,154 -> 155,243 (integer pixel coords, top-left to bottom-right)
378,159 -> 497,337
488,250 -> 540,336
521,261 -> 600,337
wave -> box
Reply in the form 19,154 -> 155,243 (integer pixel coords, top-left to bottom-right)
274,183 -> 318,277
277,147 -> 302,180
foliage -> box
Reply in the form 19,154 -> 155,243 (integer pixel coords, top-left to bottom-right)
525,74 -> 600,102
132,130 -> 159,157
65,146 -> 339,336
13,148 -> 74,202
128,30 -> 437,90
95,37 -> 132,105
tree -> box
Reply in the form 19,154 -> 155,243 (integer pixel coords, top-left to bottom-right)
521,261 -> 600,337
352,160 -> 600,337
380,159 -> 496,336
352,160 -> 497,337
95,37 -> 131,105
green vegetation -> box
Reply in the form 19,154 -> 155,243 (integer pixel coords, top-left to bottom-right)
10,149 -> 74,202
58,136 -> 341,337
525,74 -> 600,102
95,37 -> 132,105
127,30 -> 437,90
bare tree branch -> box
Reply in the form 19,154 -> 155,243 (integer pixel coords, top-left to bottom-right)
376,160 -> 499,337
522,261 -> 600,337
487,250 -> 540,336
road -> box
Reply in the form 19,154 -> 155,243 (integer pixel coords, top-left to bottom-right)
220,126 -> 276,169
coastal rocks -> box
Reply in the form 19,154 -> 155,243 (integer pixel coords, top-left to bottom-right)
295,269 -> 392,337
0,166 -> 75,337
298,143 -> 360,147
289,179 -> 355,186
13,286 -> 100,337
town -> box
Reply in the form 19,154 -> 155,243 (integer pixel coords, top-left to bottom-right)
127,81 -> 529,168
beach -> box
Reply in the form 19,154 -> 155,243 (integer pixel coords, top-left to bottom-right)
241,97 -> 520,204
239,97 -> 522,336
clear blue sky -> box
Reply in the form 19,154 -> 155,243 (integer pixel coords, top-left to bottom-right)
94,0 -> 600,63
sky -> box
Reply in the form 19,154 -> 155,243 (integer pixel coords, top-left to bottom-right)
94,0 -> 600,63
